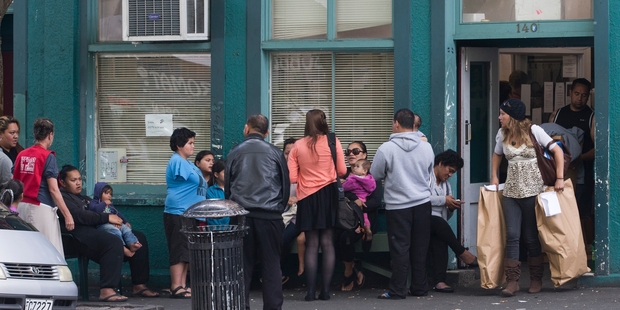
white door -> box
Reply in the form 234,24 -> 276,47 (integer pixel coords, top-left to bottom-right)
460,47 -> 499,257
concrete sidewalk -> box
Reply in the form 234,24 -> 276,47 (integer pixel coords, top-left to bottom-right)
76,264 -> 619,310
76,286 -> 620,310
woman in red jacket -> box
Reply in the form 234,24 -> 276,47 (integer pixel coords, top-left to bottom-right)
13,118 -> 74,255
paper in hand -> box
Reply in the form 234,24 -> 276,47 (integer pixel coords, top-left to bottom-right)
540,191 -> 562,217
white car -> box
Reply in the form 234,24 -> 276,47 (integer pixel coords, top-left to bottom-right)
0,203 -> 77,310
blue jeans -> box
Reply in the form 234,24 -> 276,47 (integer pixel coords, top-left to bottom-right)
97,223 -> 139,246
502,196 -> 541,260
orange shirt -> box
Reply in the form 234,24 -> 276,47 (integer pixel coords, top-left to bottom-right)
288,135 -> 347,200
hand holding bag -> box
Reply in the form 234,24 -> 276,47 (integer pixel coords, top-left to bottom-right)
529,128 -> 571,186
535,179 -> 590,287
327,133 -> 363,231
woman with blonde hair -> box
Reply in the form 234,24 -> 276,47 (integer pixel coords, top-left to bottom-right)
490,99 -> 564,297
288,109 -> 347,301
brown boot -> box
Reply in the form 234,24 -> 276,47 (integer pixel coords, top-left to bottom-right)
528,256 -> 544,293
501,258 -> 521,297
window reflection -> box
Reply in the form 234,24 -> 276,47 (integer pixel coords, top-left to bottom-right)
99,0 -> 123,42
462,0 -> 592,23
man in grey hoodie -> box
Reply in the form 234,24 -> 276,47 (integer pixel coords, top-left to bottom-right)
371,108 -> 435,299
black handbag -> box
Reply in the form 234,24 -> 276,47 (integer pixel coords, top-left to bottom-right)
327,133 -> 363,231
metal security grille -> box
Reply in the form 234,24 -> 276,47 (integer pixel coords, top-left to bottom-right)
270,52 -> 394,160
2,263 -> 59,280
127,0 -> 181,37
96,54 -> 211,183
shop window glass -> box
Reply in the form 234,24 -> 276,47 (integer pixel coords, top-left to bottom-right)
336,0 -> 392,38
271,52 -> 393,159
272,0 -> 327,39
96,53 -> 211,183
99,0 -> 123,42
462,0 -> 592,23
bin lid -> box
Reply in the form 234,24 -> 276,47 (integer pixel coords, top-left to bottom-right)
182,199 -> 249,218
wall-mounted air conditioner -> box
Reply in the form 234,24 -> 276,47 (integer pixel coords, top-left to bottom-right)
122,0 -> 210,41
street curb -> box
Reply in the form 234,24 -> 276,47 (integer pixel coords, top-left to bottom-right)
76,303 -> 164,310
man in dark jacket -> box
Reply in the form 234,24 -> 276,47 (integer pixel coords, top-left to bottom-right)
58,165 -> 158,301
225,114 -> 290,310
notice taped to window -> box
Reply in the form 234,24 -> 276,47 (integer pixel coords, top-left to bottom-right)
98,148 -> 127,182
145,114 -> 173,136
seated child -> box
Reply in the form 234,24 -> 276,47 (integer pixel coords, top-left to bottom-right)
342,159 -> 376,241
1,179 -> 24,213
89,182 -> 142,257
205,159 -> 230,227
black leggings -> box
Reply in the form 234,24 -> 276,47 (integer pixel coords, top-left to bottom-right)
429,216 -> 465,284
304,228 -> 336,296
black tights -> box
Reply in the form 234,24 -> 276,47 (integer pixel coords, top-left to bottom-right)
304,228 -> 335,298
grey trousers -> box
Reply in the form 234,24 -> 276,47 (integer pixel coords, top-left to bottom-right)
502,196 -> 541,260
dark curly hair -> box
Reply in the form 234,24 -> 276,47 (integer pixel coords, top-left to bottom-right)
434,149 -> 464,169
169,127 -> 196,152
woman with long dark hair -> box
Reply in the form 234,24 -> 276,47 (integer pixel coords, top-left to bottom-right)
336,141 -> 383,291
288,110 -> 347,301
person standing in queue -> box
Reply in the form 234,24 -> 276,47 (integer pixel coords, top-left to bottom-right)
371,108 -> 435,299
287,110 -> 347,301
13,118 -> 74,256
225,114 -> 290,310
164,127 -> 208,299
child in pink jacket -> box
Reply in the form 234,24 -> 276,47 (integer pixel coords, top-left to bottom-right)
342,159 -> 376,241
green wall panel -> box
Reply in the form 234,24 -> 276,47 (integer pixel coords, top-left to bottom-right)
26,0 -> 79,166
223,1 -> 247,154
608,0 -> 620,273
114,205 -> 169,272
411,0 -> 431,133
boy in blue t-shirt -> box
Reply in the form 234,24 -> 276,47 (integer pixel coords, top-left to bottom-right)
205,160 -> 230,226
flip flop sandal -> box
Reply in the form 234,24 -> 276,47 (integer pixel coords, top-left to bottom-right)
132,288 -> 160,298
377,292 -> 405,300
340,272 -> 356,291
353,267 -> 366,288
169,286 -> 191,299
99,293 -> 129,302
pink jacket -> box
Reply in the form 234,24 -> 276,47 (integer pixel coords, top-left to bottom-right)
342,174 -> 376,202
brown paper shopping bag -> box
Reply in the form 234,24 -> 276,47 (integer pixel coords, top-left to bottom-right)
477,187 -> 506,289
535,179 -> 590,287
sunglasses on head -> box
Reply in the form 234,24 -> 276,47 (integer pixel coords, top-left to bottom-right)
344,148 -> 363,156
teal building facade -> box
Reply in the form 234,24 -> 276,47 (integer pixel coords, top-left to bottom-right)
12,0 -> 620,286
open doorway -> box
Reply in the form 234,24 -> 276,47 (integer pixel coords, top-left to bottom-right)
459,46 -> 594,264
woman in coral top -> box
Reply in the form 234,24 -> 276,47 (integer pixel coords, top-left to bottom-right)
288,109 -> 347,302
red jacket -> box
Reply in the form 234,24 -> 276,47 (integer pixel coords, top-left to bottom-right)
13,145 -> 54,205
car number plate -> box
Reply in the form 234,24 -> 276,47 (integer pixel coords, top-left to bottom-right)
25,298 -> 53,310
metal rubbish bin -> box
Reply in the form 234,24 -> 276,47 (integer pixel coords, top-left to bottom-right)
182,199 -> 249,310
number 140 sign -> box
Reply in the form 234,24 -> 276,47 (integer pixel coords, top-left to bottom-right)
517,23 -> 538,33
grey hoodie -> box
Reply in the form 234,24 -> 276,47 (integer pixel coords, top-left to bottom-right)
370,132 -> 434,210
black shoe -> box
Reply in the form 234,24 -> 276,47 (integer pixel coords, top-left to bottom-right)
318,291 -> 330,300
433,286 -> 454,293
408,289 -> 429,297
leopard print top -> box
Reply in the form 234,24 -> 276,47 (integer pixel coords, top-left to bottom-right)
503,143 -> 545,198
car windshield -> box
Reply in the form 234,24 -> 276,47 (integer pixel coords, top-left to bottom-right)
0,203 -> 37,231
